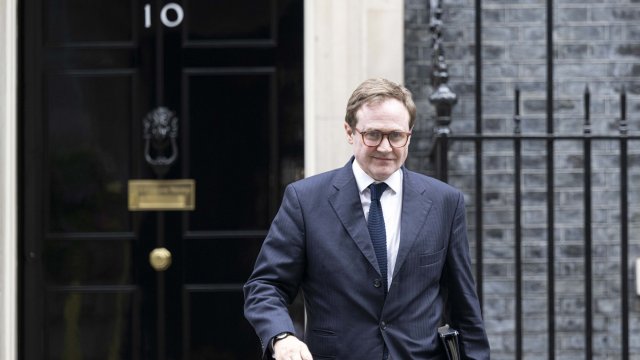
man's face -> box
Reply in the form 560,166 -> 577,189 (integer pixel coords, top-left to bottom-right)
345,98 -> 411,181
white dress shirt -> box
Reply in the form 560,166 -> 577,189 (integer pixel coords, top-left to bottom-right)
352,160 -> 403,290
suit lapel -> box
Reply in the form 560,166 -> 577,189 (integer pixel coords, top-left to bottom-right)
392,168 -> 433,279
328,161 -> 382,276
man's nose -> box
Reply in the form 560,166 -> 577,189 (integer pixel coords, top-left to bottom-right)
376,136 -> 393,152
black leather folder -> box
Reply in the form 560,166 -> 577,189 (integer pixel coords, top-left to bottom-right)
438,324 -> 461,360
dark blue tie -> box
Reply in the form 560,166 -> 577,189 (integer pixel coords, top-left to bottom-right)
368,182 -> 388,291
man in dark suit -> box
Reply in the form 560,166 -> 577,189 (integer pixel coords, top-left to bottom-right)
244,78 -> 490,360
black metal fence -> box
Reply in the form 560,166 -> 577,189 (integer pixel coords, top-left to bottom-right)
427,0 -> 636,359
431,87 -> 634,359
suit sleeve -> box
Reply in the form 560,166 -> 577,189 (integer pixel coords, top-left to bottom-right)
243,184 -> 306,358
442,191 -> 491,359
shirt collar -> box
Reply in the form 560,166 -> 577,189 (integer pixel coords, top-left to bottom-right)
352,160 -> 403,195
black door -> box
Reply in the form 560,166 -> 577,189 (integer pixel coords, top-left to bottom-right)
20,1 -> 303,359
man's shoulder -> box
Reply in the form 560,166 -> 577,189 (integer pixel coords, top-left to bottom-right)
403,168 -> 463,197
403,168 -> 450,187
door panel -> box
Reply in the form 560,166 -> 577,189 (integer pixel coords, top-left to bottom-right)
186,0 -> 274,41
46,289 -> 139,359
22,0 -> 303,359
45,0 -> 134,44
187,72 -> 274,231
183,237 -> 264,284
44,238 -> 134,285
47,73 -> 134,233
184,291 -> 259,359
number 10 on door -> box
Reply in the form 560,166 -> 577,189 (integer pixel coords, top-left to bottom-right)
144,3 -> 184,28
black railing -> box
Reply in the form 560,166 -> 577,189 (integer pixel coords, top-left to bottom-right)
426,0 -> 635,358
619,88 -> 629,360
430,87 -> 634,359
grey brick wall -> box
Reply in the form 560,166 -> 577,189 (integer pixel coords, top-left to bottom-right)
405,0 -> 640,358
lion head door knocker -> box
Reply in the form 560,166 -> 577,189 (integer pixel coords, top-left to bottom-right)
143,106 -> 178,177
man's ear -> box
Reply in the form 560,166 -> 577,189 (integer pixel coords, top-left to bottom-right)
344,122 -> 354,144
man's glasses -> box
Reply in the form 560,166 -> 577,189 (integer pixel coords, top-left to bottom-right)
355,129 -> 412,148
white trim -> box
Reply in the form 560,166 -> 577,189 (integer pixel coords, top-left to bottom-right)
303,0 -> 404,178
303,0 -> 316,177
0,0 -> 18,358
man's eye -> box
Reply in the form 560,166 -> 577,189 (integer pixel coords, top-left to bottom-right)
366,131 -> 382,139
389,132 -> 402,140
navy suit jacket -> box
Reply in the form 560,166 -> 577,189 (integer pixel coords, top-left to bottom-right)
244,160 -> 490,359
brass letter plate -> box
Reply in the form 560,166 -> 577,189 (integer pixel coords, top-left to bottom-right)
128,179 -> 195,211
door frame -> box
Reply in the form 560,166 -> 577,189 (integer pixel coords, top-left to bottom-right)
9,0 -> 405,358
0,0 -> 18,358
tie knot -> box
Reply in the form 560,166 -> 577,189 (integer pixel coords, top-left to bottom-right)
369,182 -> 388,201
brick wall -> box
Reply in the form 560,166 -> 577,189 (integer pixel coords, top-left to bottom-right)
405,0 -> 640,358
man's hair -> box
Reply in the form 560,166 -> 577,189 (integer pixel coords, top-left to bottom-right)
345,78 -> 417,129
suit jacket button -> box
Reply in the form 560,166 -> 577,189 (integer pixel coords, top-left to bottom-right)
373,279 -> 382,288
380,321 -> 387,330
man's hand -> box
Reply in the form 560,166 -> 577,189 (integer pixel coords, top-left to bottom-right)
272,335 -> 313,360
